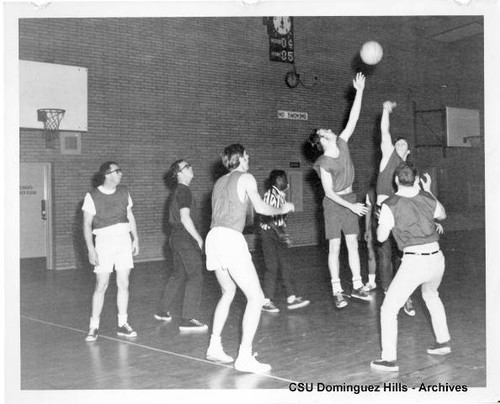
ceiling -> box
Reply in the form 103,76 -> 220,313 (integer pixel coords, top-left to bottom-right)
403,16 -> 483,43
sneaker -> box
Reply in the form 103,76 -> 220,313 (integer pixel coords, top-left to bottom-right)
179,318 -> 208,332
427,341 -> 451,355
351,287 -> 373,301
85,327 -> 98,342
234,353 -> 271,373
403,298 -> 416,317
262,300 -> 280,313
206,346 -> 234,363
334,293 -> 348,309
370,359 -> 399,372
287,296 -> 310,310
362,282 -> 377,292
117,323 -> 137,338
154,311 -> 172,322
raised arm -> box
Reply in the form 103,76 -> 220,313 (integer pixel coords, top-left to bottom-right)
240,173 -> 294,216
339,72 -> 366,142
380,101 -> 397,156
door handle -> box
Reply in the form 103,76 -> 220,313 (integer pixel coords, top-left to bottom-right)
41,200 -> 47,221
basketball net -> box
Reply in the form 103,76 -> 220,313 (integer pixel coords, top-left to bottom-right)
38,108 -> 65,147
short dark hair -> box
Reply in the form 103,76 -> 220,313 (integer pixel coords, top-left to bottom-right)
395,162 -> 417,186
268,169 -> 288,191
309,130 -> 324,152
169,159 -> 187,183
221,144 -> 246,170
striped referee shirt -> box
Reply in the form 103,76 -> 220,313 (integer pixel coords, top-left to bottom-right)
260,186 -> 287,230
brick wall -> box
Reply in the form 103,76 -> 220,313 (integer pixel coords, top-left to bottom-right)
19,17 -> 484,269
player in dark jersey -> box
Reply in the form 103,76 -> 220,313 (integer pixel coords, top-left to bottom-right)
371,162 -> 450,372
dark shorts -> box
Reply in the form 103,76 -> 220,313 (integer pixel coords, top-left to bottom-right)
323,192 -> 360,239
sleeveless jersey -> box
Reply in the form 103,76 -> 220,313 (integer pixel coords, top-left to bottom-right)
313,138 -> 354,192
89,185 -> 129,230
384,190 -> 439,250
211,171 -> 248,233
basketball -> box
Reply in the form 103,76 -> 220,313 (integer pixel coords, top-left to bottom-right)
360,41 -> 383,65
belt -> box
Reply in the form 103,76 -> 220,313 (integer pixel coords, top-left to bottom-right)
404,250 -> 440,256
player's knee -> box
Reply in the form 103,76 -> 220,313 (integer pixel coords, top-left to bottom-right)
221,283 -> 237,300
421,287 -> 438,302
345,235 -> 359,249
94,280 -> 109,293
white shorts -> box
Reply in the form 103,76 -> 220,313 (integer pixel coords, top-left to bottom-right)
94,233 -> 134,273
205,227 -> 254,272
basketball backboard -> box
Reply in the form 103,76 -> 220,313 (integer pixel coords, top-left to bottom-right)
19,60 -> 88,131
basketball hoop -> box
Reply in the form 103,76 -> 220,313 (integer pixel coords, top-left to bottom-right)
463,136 -> 482,148
37,108 -> 65,144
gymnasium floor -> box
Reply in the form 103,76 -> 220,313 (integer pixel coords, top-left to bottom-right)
19,229 -> 485,391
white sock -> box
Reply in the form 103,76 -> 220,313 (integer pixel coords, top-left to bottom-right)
331,279 -> 342,295
352,276 -> 363,290
287,295 -> 296,304
238,344 -> 252,359
118,314 -> 128,327
89,317 -> 100,329
210,334 -> 222,346
368,274 -> 376,284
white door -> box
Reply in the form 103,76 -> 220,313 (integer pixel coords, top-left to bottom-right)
20,163 -> 53,268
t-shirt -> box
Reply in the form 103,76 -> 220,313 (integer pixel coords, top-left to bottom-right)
169,184 -> 196,228
312,138 -> 355,192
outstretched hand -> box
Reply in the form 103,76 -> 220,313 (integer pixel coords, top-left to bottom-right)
353,72 -> 366,91
383,101 -> 397,113
420,172 -> 432,192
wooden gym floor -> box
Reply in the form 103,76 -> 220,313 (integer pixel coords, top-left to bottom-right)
18,229 -> 485,391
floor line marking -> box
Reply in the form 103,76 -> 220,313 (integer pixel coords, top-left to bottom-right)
21,315 -> 298,385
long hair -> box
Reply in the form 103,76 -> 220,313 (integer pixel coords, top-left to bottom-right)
221,144 -> 246,171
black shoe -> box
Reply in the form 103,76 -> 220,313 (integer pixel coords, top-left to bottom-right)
370,359 -> 399,372
427,341 -> 451,355
351,287 -> 373,301
154,311 -> 172,322
117,323 -> 137,338
179,318 -> 208,332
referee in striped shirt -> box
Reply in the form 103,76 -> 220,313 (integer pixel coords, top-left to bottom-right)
260,170 -> 310,313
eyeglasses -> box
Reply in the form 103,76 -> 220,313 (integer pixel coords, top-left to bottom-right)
178,163 -> 191,172
106,168 -> 122,175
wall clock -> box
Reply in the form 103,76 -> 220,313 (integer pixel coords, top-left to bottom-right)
273,17 -> 292,36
